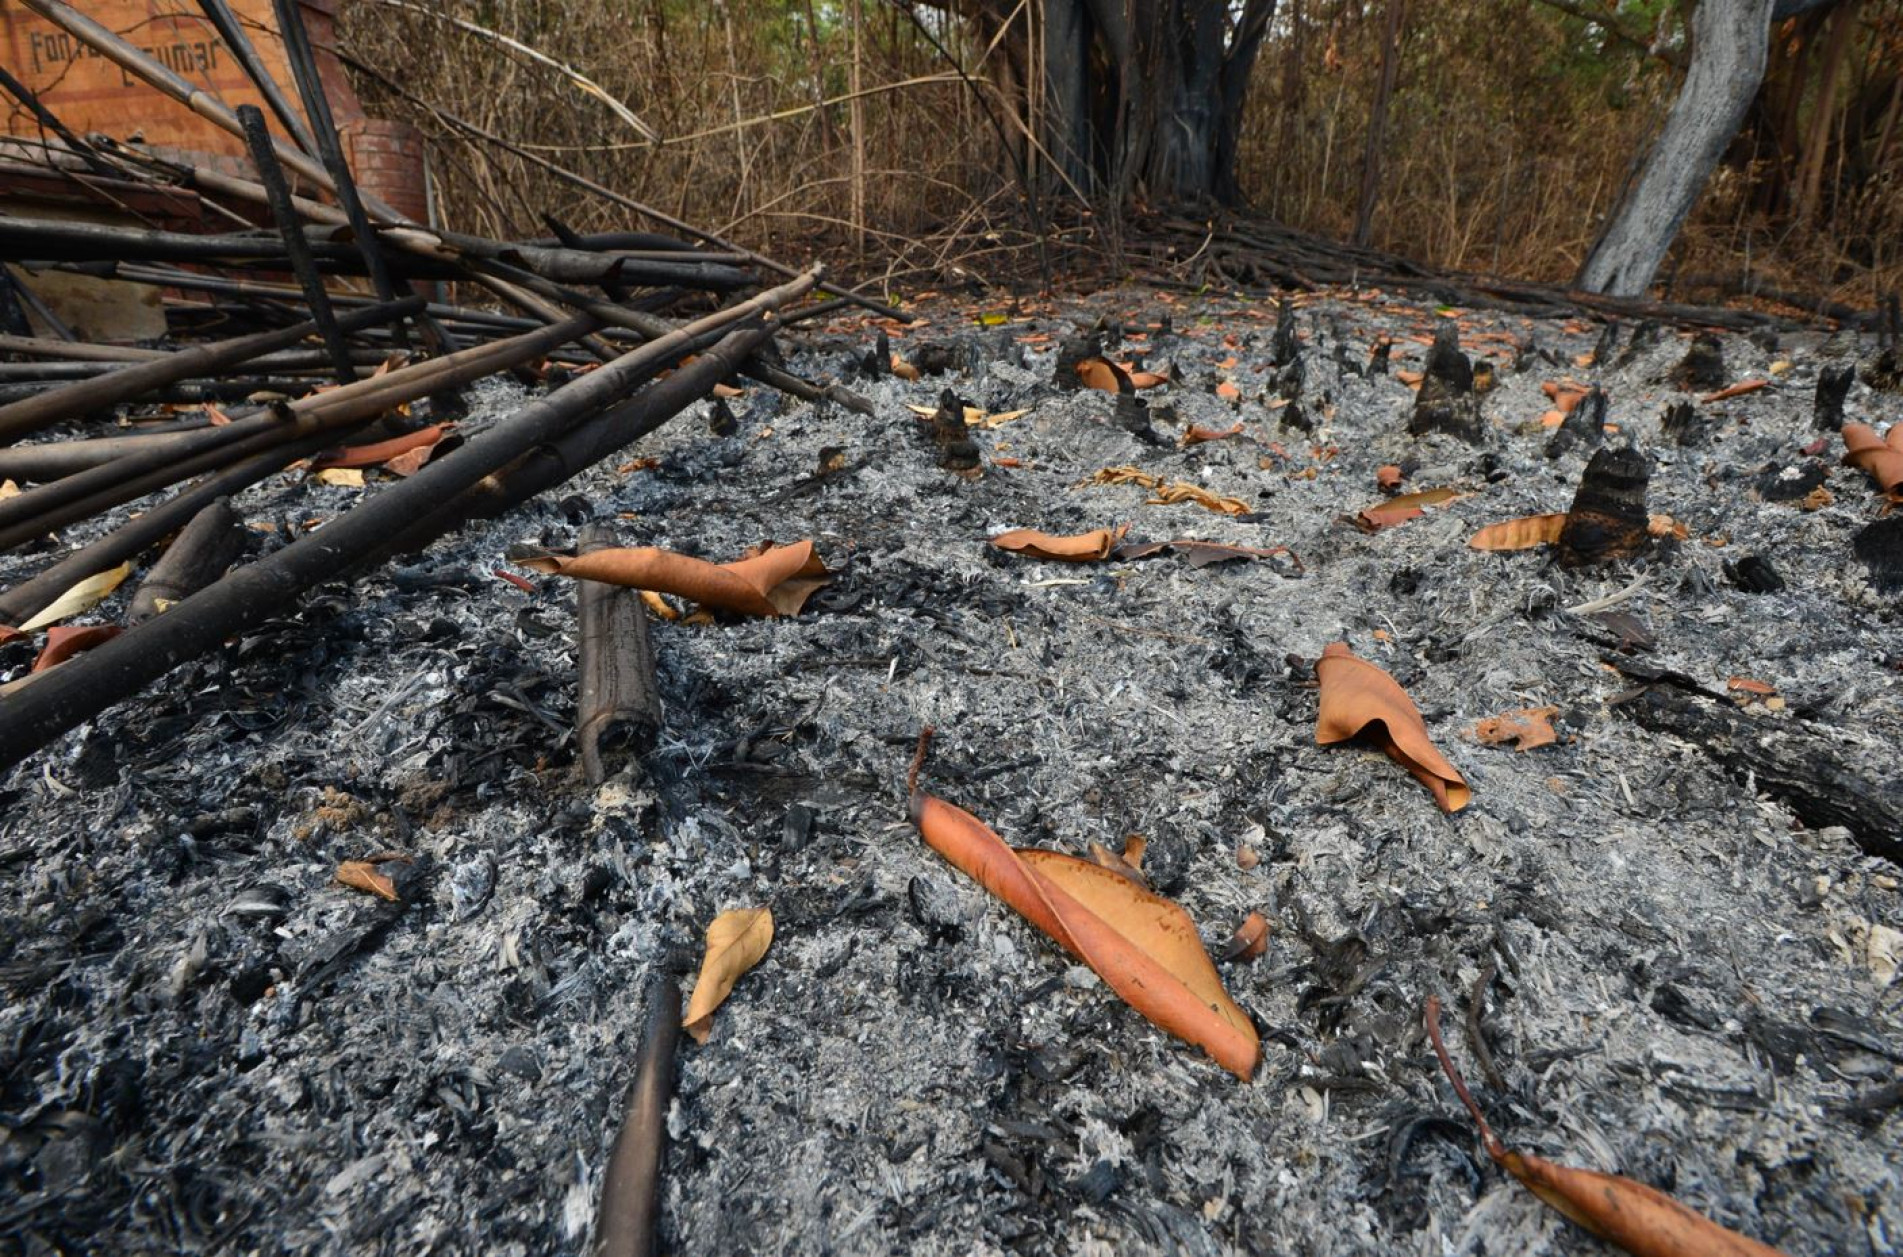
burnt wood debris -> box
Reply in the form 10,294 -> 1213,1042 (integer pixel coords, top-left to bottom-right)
1,2 -> 1901,1256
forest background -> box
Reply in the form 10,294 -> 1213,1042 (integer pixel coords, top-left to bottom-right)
340,0 -> 1902,311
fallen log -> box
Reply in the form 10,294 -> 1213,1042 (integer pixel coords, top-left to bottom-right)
1618,683 -> 1903,865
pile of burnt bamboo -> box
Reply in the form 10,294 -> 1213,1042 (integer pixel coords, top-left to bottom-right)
0,0 -> 885,771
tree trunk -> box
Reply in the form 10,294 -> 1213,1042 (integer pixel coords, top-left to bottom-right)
1793,0 -> 1858,222
1577,0 -> 1777,297
1029,0 -> 1276,205
1354,0 -> 1405,247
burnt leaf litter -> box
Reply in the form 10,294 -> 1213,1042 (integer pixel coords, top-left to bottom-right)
3,288 -> 1903,1255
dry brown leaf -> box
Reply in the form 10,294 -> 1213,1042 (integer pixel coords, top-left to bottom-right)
1426,997 -> 1787,1257
0,479 -> 19,500
910,772 -> 1259,1078
1376,464 -> 1404,492
890,355 -> 922,381
513,540 -> 829,617
1316,643 -> 1470,813
31,625 -> 123,673
313,467 -> 365,488
19,562 -> 132,633
1542,380 -> 1589,413
1841,423 -> 1903,496
1355,487 -> 1463,532
1076,357 -> 1132,393
683,907 -> 774,1044
1647,513 -> 1690,539
1468,513 -> 1569,551
335,859 -> 402,902
1223,912 -> 1270,962
1472,705 -> 1559,751
1215,380 -> 1242,402
990,524 -> 1130,562
1146,481 -> 1252,516
1395,369 -> 1424,386
1699,378 -> 1770,403
1182,422 -> 1245,447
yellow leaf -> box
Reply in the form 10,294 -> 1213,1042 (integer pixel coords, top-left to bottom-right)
684,907 -> 774,1044
314,468 -> 366,487
20,562 -> 132,632
0,479 -> 19,500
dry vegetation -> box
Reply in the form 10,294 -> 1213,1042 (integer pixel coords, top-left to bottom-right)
336,0 -> 1902,308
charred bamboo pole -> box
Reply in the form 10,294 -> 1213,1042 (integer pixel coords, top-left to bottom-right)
594,975 -> 681,1257
0,411 -> 316,553
268,0 -> 428,359
0,335 -> 168,364
93,262 -> 542,333
0,350 -> 389,380
388,323 -> 772,548
0,274 -> 815,766
0,266 -> 34,338
238,104 -> 357,384
475,260 -> 871,413
0,380 -> 318,408
0,314 -> 599,627
575,522 -> 662,786
0,295 -> 423,443
128,498 -> 245,622
0,428 -> 257,484
195,0 -> 321,159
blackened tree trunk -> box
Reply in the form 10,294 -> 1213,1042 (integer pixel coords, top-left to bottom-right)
1030,0 -> 1277,205
1576,0 -> 1776,296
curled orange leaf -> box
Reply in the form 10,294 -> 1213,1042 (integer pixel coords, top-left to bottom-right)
1182,422 -> 1245,447
1315,643 -> 1470,812
512,540 -> 829,617
909,739 -> 1259,1079
1223,912 -> 1270,962
1841,423 -> 1903,496
1426,997 -> 1786,1257
990,524 -> 1129,562
311,423 -> 455,473
1542,380 -> 1589,413
1356,487 -> 1463,532
1468,513 -> 1568,551
1076,358 -> 1133,393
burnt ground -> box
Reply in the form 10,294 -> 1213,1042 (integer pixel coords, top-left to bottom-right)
1,286 -> 1900,1256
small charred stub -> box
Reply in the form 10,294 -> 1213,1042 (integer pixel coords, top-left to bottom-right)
1669,332 -> 1726,391
1814,364 -> 1855,430
926,388 -> 981,471
1545,385 -> 1607,459
1053,329 -> 1104,391
1661,399 -> 1711,447
1854,516 -> 1903,592
1271,297 -> 1300,368
1613,319 -> 1661,369
1407,320 -> 1483,443
1556,445 -> 1651,568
